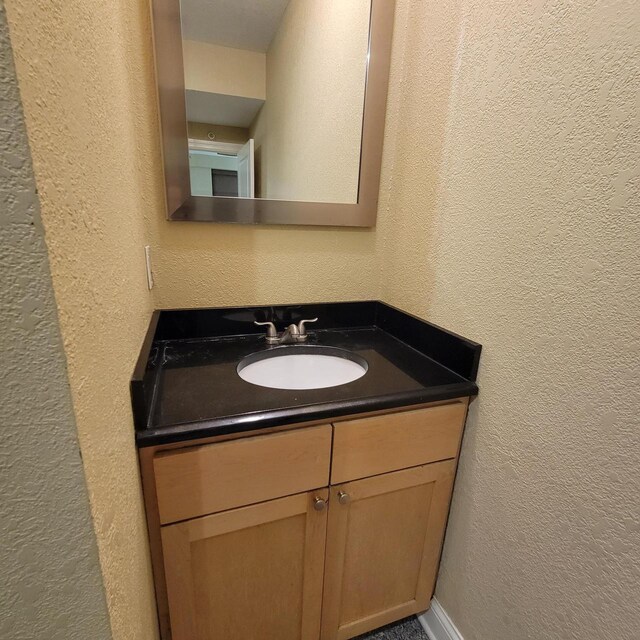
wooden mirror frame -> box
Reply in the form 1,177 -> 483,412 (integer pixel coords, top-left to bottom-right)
149,0 -> 395,227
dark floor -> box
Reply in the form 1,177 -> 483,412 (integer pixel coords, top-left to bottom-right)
355,616 -> 429,639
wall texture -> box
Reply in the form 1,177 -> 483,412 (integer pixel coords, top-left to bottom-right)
0,4 -> 112,639
149,221 -> 378,309
250,0 -> 370,202
379,0 -> 640,638
6,1 -> 639,639
3,1 -> 162,638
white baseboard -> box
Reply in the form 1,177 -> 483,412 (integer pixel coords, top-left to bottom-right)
418,598 -> 464,640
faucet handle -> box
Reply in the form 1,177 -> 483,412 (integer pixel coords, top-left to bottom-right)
297,318 -> 318,336
254,321 -> 278,342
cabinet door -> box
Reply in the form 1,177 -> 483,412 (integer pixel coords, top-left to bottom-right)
162,489 -> 328,640
321,461 -> 456,640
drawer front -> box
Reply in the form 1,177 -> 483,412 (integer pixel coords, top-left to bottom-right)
331,401 -> 467,484
154,425 -> 332,524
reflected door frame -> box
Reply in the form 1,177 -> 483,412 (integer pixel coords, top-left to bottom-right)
188,139 -> 243,156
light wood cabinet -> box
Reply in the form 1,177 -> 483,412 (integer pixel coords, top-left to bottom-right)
320,461 -> 456,639
154,425 -> 332,524
141,398 -> 469,640
161,490 -> 329,640
331,403 -> 467,483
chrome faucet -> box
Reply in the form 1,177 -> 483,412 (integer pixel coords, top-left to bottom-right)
254,318 -> 318,345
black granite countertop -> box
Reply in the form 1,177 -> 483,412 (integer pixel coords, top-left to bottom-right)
131,302 -> 481,446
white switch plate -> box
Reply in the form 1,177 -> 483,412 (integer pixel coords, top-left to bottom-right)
144,245 -> 154,290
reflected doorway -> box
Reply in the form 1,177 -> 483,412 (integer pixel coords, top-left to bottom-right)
188,138 -> 255,198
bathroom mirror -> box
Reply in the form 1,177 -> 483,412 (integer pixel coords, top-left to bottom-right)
150,0 -> 395,226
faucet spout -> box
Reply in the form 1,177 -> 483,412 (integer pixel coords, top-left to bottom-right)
277,324 -> 300,344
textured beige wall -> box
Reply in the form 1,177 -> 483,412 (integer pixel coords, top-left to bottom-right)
3,1 -> 163,639
7,0 -> 639,639
0,4 -> 112,638
250,0 -> 370,202
379,0 -> 640,638
183,40 -> 266,100
149,222 -> 378,308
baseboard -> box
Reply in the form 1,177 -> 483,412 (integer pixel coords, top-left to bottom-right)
418,598 -> 464,640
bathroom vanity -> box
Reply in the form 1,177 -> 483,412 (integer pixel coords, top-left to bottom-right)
132,302 -> 481,640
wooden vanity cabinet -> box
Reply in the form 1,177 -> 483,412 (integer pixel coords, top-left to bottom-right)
142,399 -> 469,640
321,461 -> 456,639
161,490 -> 329,640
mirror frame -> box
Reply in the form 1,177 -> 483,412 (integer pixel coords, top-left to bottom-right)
150,0 -> 395,227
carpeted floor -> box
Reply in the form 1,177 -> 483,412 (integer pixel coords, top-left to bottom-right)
354,616 -> 429,639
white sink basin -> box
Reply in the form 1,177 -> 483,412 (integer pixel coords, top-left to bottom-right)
237,346 -> 368,390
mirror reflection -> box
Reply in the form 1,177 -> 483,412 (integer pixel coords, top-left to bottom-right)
180,0 -> 371,203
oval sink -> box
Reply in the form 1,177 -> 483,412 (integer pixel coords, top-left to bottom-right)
237,346 -> 368,390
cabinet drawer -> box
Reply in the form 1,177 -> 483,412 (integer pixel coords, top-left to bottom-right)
331,402 -> 467,484
154,425 -> 332,524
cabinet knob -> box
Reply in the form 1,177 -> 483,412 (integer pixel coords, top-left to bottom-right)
337,491 -> 350,505
313,497 -> 327,511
